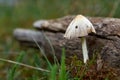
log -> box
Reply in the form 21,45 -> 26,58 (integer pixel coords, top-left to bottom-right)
13,16 -> 120,68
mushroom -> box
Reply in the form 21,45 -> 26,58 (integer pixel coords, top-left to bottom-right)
64,15 -> 96,64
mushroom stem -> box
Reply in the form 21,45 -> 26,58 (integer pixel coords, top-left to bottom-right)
81,37 -> 89,64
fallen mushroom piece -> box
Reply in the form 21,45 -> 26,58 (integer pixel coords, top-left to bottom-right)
64,15 -> 96,64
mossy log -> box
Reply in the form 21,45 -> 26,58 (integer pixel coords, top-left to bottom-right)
13,16 -> 120,68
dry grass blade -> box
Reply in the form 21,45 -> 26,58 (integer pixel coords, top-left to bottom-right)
0,58 -> 50,72
31,35 -> 52,69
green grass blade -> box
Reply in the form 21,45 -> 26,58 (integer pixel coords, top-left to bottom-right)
59,48 -> 67,80
49,65 -> 58,80
33,53 -> 41,67
8,51 -> 25,80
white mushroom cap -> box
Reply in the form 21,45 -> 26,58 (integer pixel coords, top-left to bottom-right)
64,15 -> 96,39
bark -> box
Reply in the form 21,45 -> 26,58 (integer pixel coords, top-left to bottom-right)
13,16 -> 120,68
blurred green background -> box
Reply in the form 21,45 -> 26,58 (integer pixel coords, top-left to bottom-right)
0,0 -> 120,79
1,0 -> 120,55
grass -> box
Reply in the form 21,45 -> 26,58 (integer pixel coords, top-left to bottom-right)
0,48 -> 67,80
59,48 -> 67,80
0,49 -> 118,80
8,51 -> 25,80
1,45 -> 118,80
0,0 -> 120,79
